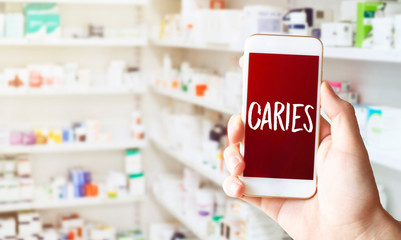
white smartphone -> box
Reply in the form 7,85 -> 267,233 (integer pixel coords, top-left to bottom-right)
240,34 -> 323,198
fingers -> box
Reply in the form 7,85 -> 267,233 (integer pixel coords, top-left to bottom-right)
316,134 -> 332,174
319,115 -> 331,143
223,145 -> 245,176
223,176 -> 245,198
320,81 -> 365,152
223,177 -> 290,223
239,55 -> 244,68
226,114 -> 246,176
227,114 -> 244,145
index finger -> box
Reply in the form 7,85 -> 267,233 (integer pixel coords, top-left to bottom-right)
228,114 -> 244,145
239,55 -> 244,68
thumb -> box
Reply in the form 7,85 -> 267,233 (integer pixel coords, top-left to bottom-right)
320,81 -> 365,152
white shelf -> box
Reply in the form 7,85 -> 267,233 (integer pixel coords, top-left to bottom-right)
368,147 -> 401,172
153,194 -> 205,240
151,137 -> 226,186
0,196 -> 143,212
324,47 -> 401,64
0,140 -> 146,154
152,39 -> 242,53
0,38 -> 147,47
151,137 -> 273,233
153,87 -> 236,115
0,87 -> 146,97
0,0 -> 148,5
153,39 -> 401,64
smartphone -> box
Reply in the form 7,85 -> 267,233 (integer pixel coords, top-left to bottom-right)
240,34 -> 323,198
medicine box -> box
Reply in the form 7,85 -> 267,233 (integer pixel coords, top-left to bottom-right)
125,149 -> 142,174
0,217 -> 17,237
321,22 -> 354,47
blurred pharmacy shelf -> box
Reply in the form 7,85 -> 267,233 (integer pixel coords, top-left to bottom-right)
0,0 -> 148,5
151,137 -> 226,186
153,193 -> 205,240
0,140 -> 146,154
324,47 -> 401,64
151,122 -> 401,174
0,196 -> 143,213
152,87 -> 236,115
0,38 -> 147,47
368,148 -> 401,172
152,39 -> 401,64
0,87 -> 147,97
152,39 -> 242,53
151,138 -> 279,236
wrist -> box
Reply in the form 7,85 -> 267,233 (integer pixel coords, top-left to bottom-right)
357,207 -> 401,239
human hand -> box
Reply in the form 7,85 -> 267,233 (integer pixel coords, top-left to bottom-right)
223,67 -> 401,239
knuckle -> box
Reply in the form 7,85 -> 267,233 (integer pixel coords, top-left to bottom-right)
222,179 -> 233,195
341,101 -> 355,115
228,114 -> 239,126
223,146 -> 235,160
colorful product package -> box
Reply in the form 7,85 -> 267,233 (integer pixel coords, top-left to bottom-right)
24,3 -> 60,39
355,2 -> 385,48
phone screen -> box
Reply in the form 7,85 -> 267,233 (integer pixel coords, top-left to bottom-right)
243,52 -> 319,180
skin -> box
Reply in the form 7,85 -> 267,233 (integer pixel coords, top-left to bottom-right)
223,59 -> 401,239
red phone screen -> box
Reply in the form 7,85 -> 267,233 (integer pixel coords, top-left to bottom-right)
243,53 -> 319,180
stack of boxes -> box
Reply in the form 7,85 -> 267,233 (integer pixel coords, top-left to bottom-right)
0,119 -> 114,148
0,3 -> 61,39
0,212 -> 144,240
0,61 -> 145,92
3,3 -> 25,39
105,171 -> 128,198
322,1 -> 401,49
130,111 -> 145,141
0,212 -> 44,239
87,224 -> 116,240
0,160 -> 144,204
59,213 -> 84,240
328,80 -> 358,104
18,212 -> 43,239
24,3 -> 61,39
0,217 -> 17,239
0,155 -> 34,203
18,156 -> 34,202
125,149 -> 145,196
68,168 -> 97,199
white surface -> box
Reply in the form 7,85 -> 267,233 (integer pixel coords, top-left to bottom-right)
151,137 -> 226,186
152,39 -> 242,53
0,88 -> 146,96
0,141 -> 146,154
1,0 -> 148,5
0,196 -> 143,212
0,38 -> 147,47
368,147 -> 401,172
245,34 -> 323,56
153,39 -> 401,63
324,47 -> 401,63
152,87 -> 236,115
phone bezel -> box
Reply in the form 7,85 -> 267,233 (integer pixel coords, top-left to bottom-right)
240,34 -> 323,199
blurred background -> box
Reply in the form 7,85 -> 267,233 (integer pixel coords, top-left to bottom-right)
0,0 -> 400,239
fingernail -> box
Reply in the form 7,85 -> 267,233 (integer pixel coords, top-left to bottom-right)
228,156 -> 240,173
229,181 -> 241,195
